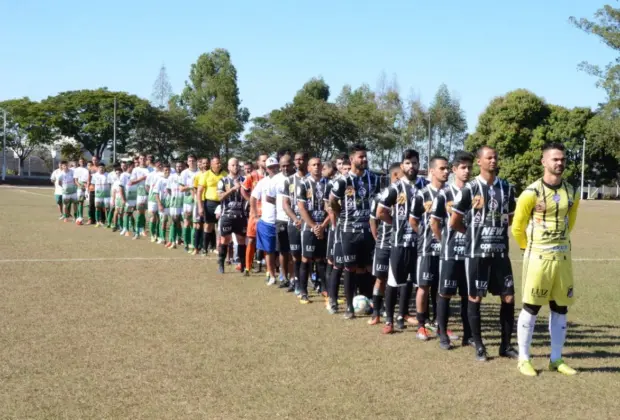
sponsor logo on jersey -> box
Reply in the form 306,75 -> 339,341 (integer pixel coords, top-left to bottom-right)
472,194 -> 484,209
444,280 -> 457,288
475,280 -> 488,290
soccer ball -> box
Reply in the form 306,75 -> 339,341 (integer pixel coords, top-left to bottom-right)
353,295 -> 371,314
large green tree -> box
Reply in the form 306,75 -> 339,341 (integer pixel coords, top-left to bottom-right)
45,89 -> 149,159
0,98 -> 59,175
428,84 -> 468,159
178,49 -> 249,159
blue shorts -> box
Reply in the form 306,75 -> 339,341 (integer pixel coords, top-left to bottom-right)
257,219 -> 276,253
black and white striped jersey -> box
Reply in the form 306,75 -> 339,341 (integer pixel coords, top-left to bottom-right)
216,175 -> 246,217
296,176 -> 328,231
410,185 -> 442,257
283,173 -> 305,224
452,175 -> 516,258
430,183 -> 468,260
330,170 -> 380,233
378,178 -> 418,248
371,194 -> 392,250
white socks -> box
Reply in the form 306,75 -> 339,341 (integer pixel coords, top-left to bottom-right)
549,311 -> 567,362
517,309 -> 537,361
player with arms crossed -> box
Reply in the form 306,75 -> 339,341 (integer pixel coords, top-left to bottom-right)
449,146 -> 518,362
430,151 -> 474,349
512,143 -> 580,376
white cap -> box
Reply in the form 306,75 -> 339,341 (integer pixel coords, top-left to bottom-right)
266,157 -> 279,167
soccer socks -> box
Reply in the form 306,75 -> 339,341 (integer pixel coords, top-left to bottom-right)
372,287 -> 384,318
430,284 -> 438,322
398,282 -> 413,318
158,218 -> 166,241
168,223 -> 177,244
500,301 -> 515,350
384,285 -> 397,324
436,295 -> 451,342
237,244 -> 247,271
549,311 -> 567,362
246,242 -> 256,271
460,297 -> 471,342
517,309 -> 537,361
468,301 -> 483,349
209,231 -> 217,250
218,244 -> 228,266
149,219 -> 157,237
329,267 -> 342,304
123,214 -> 130,231
137,213 -> 146,232
203,231 -> 212,252
294,259 -> 301,282
194,228 -> 203,250
95,209 -> 101,224
316,261 -> 327,292
107,208 -> 113,226
343,270 -> 356,312
299,261 -> 310,297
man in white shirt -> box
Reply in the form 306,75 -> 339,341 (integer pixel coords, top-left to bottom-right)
251,157 -> 280,285
72,158 -> 90,224
50,162 -> 64,219
273,154 -> 293,284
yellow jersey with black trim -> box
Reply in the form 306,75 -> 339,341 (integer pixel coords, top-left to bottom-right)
511,179 -> 579,258
198,170 -> 227,202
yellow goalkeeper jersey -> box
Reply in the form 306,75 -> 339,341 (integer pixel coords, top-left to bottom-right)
512,179 -> 580,257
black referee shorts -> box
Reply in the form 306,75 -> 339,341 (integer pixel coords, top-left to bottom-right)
276,221 -> 290,253
341,230 -> 374,270
203,200 -> 219,224
465,255 -> 514,298
439,259 -> 467,297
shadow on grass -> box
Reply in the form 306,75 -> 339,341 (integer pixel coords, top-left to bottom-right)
576,366 -> 620,373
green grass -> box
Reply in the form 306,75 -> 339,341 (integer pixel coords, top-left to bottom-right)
1,187 -> 619,419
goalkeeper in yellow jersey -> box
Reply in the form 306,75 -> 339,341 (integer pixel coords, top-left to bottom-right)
512,143 -> 580,377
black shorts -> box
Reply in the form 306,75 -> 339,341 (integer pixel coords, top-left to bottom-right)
387,246 -> 417,287
341,230 -> 374,269
417,255 -> 440,287
219,215 -> 247,236
288,223 -> 302,256
203,200 -> 219,224
276,221 -> 290,253
333,230 -> 344,269
301,230 -> 327,259
439,259 -> 467,297
466,255 -> 514,298
372,247 -> 391,279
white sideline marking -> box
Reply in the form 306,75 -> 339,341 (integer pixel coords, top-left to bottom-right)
0,257 -> 617,264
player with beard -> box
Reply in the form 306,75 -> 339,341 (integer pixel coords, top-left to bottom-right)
430,151 -> 475,350
241,153 -> 268,275
410,156 -> 451,340
191,158 -> 208,254
197,156 -> 227,254
282,152 -> 309,292
368,163 -> 402,326
216,158 -> 247,274
320,161 -> 336,294
180,155 -> 198,252
450,146 -> 518,362
377,150 -> 420,333
512,143 -> 580,376
274,153 -> 294,286
296,157 -> 330,303
330,144 -> 380,319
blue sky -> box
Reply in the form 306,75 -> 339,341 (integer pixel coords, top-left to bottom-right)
0,0 -> 613,133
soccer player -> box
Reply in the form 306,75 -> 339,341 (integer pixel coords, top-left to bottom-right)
430,151 -> 474,350
179,155 -> 199,252
87,156 -> 100,224
244,161 -> 253,178
241,153 -> 268,275
274,153 -> 293,286
330,144 -> 380,319
216,158 -> 247,274
251,157 -> 280,284
130,154 -> 150,238
368,163 -> 401,325
197,156 -> 227,254
73,158 -> 89,225
91,163 -> 111,227
110,164 -> 124,232
192,158 -> 208,254
410,156 -> 450,340
120,161 -> 136,237
167,161 -> 185,249
512,143 -> 580,376
296,157 -> 330,303
57,161 -> 77,222
450,146 -> 518,362
282,152 -> 308,291
152,164 -> 171,244
50,162 -> 64,219
377,150 -> 420,333
146,162 -> 163,242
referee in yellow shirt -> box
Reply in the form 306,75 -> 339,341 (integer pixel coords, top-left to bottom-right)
512,142 -> 580,377
197,156 -> 227,253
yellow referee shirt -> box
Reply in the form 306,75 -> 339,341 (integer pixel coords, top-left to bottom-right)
198,170 -> 227,201
512,179 -> 580,258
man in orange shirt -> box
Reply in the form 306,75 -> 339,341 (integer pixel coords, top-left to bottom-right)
241,153 -> 268,276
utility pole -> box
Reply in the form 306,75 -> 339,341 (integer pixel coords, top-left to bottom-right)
2,109 -> 6,182
580,137 -> 586,199
113,97 -> 117,164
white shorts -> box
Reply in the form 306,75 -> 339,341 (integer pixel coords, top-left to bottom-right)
77,189 -> 87,201
137,195 -> 148,205
183,203 -> 194,214
192,203 -> 200,221
95,197 -> 111,207
159,208 -> 169,216
148,201 -> 158,213
63,193 -> 77,202
169,208 -> 182,217
125,200 -> 136,209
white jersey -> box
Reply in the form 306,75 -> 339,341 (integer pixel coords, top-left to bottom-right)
252,176 -> 277,224
91,172 -> 110,196
73,167 -> 89,187
154,177 -> 170,202
107,171 -> 119,185
180,168 -> 199,201
130,167 -> 150,193
51,169 -> 63,195
59,170 -> 77,194
273,172 -> 289,223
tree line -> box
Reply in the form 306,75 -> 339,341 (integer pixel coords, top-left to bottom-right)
1,3 -> 619,190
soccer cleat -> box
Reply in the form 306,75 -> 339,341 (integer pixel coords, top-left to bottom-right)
95,223 -> 101,228
140,230 -> 148,237
64,217 -> 71,223
382,322 -> 394,335
184,246 -> 189,252
267,277 -> 276,286
151,236 -> 157,243
439,339 -> 453,351
278,278 -> 290,289
300,296 -> 311,304
549,359 -> 577,376
157,238 -> 165,245
368,316 -> 381,326
168,243 -> 177,250
462,337 -> 476,348
446,329 -> 459,341
58,215 -> 65,220
518,360 -> 538,377
132,233 -> 139,240
119,229 -> 127,236
499,347 -> 519,360
218,263 -> 224,274
343,310 -> 355,320
425,321 -> 438,334
475,347 -> 489,362
243,269 -> 250,277
396,316 -> 406,330
416,327 -> 431,341
112,227 -> 118,233
327,304 -> 338,315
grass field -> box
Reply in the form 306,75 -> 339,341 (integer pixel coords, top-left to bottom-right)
1,186 -> 619,419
